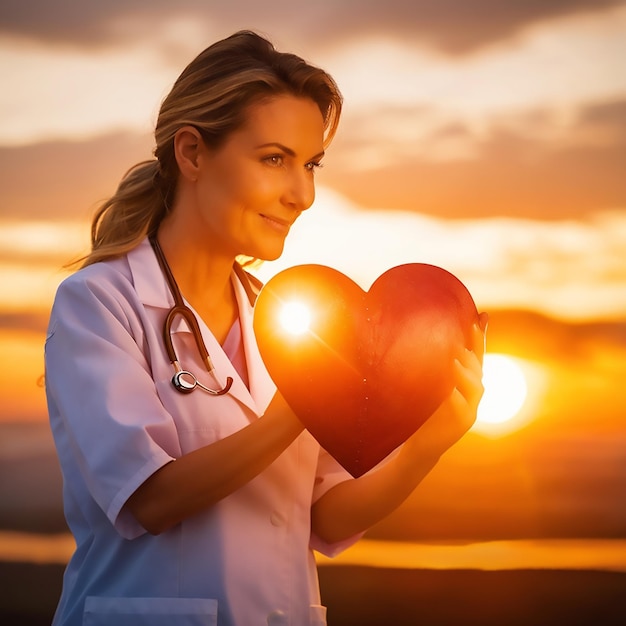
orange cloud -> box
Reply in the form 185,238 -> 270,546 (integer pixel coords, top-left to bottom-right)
1,0 -> 623,55
323,99 -> 626,220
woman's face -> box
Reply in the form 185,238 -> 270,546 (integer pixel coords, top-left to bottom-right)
193,95 -> 326,261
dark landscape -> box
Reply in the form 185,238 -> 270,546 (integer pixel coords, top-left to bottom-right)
1,561 -> 626,626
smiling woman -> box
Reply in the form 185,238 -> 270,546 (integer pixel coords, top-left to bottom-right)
41,31 -> 350,626
38,29 -> 490,626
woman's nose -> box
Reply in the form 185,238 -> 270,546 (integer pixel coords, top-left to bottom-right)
283,170 -> 315,212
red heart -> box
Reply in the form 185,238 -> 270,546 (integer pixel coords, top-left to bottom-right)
253,264 -> 478,477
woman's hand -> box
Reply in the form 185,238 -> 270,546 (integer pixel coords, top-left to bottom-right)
399,312 -> 488,469
311,313 -> 489,545
124,390 -> 303,535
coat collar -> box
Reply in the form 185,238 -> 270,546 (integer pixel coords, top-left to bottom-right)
127,238 -> 275,416
129,237 -> 174,309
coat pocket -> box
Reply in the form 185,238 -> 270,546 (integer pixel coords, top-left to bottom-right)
83,596 -> 218,626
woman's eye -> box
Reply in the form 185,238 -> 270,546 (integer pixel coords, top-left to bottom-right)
264,155 -> 284,167
306,161 -> 324,172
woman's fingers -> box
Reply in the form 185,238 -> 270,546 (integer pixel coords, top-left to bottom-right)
401,316 -> 488,461
454,348 -> 485,412
471,311 -> 489,365
478,311 -> 489,332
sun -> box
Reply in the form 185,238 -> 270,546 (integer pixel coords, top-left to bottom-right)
474,353 -> 529,434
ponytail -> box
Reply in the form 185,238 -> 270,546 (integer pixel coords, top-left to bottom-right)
78,160 -> 172,268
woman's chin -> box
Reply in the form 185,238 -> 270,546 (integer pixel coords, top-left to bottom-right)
255,242 -> 286,263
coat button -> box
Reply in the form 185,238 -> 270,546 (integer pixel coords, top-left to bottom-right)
270,511 -> 285,527
267,609 -> 288,625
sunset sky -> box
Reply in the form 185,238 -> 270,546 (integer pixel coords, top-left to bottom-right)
1,0 -> 625,321
0,1 -> 624,541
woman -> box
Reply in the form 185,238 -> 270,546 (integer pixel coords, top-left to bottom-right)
45,31 -> 487,626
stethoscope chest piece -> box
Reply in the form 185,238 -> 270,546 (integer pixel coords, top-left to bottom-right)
172,369 -> 233,395
172,370 -> 198,394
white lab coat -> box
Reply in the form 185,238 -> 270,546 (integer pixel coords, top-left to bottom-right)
45,238 -> 358,626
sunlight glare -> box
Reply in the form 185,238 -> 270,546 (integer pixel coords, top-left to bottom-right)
279,301 -> 311,336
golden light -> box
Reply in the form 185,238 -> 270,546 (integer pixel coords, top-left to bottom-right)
0,330 -> 48,421
278,301 -> 312,336
474,353 -> 529,434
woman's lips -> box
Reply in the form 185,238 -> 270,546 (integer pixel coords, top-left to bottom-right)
260,213 -> 293,234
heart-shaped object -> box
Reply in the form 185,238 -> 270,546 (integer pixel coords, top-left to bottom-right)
253,264 -> 478,477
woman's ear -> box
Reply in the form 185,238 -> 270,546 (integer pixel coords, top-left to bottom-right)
173,126 -> 203,182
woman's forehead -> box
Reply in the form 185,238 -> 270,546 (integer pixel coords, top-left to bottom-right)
232,96 -> 325,153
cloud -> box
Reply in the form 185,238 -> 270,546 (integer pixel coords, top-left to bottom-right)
327,15 -> 626,117
485,310 -> 626,363
0,312 -> 48,334
0,219 -> 88,262
0,36 -> 176,146
323,98 -> 626,219
1,2 -> 624,151
0,132 -> 152,219
1,181 -> 625,321
1,123 -> 625,320
1,0 -> 624,55
254,187 -> 626,321
0,220 -> 89,319
1,93 -> 624,222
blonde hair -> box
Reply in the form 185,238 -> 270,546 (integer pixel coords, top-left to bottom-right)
80,31 -> 342,268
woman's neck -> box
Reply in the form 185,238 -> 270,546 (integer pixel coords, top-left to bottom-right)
156,221 -> 238,344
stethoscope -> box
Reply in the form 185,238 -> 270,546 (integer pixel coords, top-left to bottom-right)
150,237 -> 259,396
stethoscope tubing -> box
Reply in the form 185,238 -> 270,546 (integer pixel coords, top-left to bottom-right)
150,236 -> 234,396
